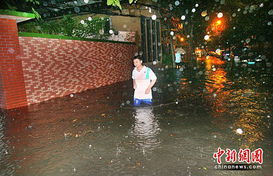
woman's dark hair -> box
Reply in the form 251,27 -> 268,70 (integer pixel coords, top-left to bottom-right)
133,55 -> 143,61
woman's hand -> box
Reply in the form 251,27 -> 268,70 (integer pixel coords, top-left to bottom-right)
145,88 -> 151,94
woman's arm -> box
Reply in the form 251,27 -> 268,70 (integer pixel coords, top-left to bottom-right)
145,79 -> 157,94
133,79 -> 137,89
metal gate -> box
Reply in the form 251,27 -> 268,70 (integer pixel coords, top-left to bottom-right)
141,16 -> 162,63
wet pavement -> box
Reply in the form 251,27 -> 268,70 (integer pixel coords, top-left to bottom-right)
0,56 -> 273,176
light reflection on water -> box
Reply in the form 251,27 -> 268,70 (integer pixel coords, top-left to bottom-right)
0,57 -> 273,176
130,107 -> 161,152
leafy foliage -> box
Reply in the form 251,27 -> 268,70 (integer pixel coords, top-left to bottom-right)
18,15 -> 111,39
107,0 -> 136,9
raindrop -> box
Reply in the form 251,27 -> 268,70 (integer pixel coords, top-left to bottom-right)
185,21 -> 188,25
267,21 -> 272,26
212,68 -> 216,71
109,29 -> 114,34
80,20 -> 85,24
70,94 -> 74,97
243,10 -> 247,14
220,0 -> 225,5
170,31 -> 174,36
84,0 -> 89,3
204,35 -> 210,40
181,15 -> 186,20
88,17 -> 92,21
205,16 -> 210,21
236,128 -> 243,134
195,4 -> 199,7
89,144 -> 92,149
151,15 -> 157,20
237,8 -> 241,12
201,11 -> 207,17
187,35 -> 190,38
268,10 -> 273,15
213,93 -> 217,97
185,9 -> 189,14
74,7 -> 80,13
170,6 -> 173,10
233,26 -> 236,29
152,87 -> 157,91
153,61 -> 157,65
126,100 -> 130,104
175,1 -> 180,6
217,12 -> 223,18
260,3 -> 264,8
192,8 -> 196,13
43,2 -> 48,6
246,38 -> 251,43
232,13 -> 236,17
73,168 -> 77,172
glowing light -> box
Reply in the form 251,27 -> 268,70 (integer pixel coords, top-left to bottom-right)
151,15 -> 157,20
179,37 -> 185,42
216,20 -> 222,25
181,15 -> 186,20
88,17 -> 92,21
195,4 -> 199,7
217,12 -> 223,18
178,23 -> 183,29
192,8 -> 196,13
170,31 -> 175,36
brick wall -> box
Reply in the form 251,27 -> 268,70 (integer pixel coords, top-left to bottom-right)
17,37 -> 136,105
0,18 -> 28,109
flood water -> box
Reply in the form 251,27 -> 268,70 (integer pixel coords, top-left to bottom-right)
1,57 -> 273,176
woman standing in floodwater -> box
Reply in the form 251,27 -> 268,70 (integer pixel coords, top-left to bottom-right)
132,56 -> 157,106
